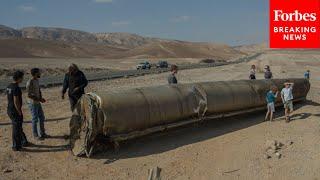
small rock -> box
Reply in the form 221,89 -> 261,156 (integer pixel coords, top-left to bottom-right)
271,145 -> 277,150
285,140 -> 293,146
275,152 -> 281,159
266,140 -> 276,149
264,154 -> 271,159
266,148 -> 276,154
3,168 -> 12,173
276,141 -> 283,148
19,168 -> 26,172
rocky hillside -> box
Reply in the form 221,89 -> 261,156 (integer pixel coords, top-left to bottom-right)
95,32 -> 161,49
0,25 -> 244,59
21,27 -> 97,43
0,25 -> 22,39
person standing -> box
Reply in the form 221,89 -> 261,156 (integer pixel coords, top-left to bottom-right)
6,71 -> 29,151
304,70 -> 310,80
26,68 -> 48,140
265,86 -> 278,122
168,64 -> 178,84
62,64 -> 88,111
249,65 -> 256,80
281,82 -> 294,123
264,65 -> 273,79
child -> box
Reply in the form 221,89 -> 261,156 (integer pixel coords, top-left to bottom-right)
281,82 -> 294,123
265,86 -> 278,121
304,70 -> 310,80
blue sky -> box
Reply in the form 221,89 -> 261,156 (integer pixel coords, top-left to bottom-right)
0,0 -> 269,45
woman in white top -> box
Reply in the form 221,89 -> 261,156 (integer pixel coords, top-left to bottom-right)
249,65 -> 256,80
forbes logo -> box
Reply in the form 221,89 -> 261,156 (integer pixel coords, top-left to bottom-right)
273,10 -> 317,22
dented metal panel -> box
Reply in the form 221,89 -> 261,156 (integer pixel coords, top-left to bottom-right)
69,79 -> 310,157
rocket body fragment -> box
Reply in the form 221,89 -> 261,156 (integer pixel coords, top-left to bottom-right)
70,79 -> 310,157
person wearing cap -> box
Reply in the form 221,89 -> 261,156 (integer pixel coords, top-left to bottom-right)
26,68 -> 48,140
281,82 -> 294,123
168,64 -> 178,84
264,65 -> 273,79
62,64 -> 88,111
249,65 -> 256,80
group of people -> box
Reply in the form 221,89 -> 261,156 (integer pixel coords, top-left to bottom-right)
6,64 -> 88,151
265,82 -> 295,123
248,64 -> 311,123
249,64 -> 273,80
5,62 -> 309,151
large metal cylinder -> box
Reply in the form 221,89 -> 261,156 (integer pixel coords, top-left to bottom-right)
70,79 -> 310,157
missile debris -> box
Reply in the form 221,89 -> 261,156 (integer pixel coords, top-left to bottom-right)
69,79 -> 310,157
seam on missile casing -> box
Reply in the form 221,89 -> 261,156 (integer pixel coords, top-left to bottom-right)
135,88 -> 152,127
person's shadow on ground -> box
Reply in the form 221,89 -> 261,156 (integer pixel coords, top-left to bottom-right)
23,143 -> 70,153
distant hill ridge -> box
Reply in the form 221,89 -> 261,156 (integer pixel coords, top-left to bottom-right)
0,24 -> 245,59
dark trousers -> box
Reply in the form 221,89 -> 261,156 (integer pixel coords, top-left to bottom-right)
69,95 -> 81,111
7,110 -> 28,149
249,74 -> 256,80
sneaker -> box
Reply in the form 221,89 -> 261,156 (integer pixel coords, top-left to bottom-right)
12,147 -> 22,151
285,117 -> 290,123
41,134 -> 50,138
22,141 -> 31,147
37,136 -> 45,141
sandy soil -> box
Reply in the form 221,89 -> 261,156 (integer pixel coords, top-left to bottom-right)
0,50 -> 319,180
0,57 -> 206,80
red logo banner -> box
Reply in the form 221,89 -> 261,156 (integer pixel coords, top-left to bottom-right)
270,0 -> 320,48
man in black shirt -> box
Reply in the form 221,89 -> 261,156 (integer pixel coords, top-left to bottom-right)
6,71 -> 29,151
62,64 -> 88,111
168,64 -> 178,84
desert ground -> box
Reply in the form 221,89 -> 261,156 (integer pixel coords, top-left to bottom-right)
0,57 -> 210,80
0,50 -> 320,180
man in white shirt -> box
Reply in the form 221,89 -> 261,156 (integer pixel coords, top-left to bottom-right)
281,82 -> 294,123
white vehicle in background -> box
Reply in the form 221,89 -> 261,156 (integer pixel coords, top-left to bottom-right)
136,61 -> 151,70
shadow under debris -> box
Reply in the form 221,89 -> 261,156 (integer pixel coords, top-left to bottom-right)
91,101 -> 310,162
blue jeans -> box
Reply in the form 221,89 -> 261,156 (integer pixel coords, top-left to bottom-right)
28,103 -> 46,137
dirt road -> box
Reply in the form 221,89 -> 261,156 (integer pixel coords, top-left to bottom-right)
0,50 -> 319,180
